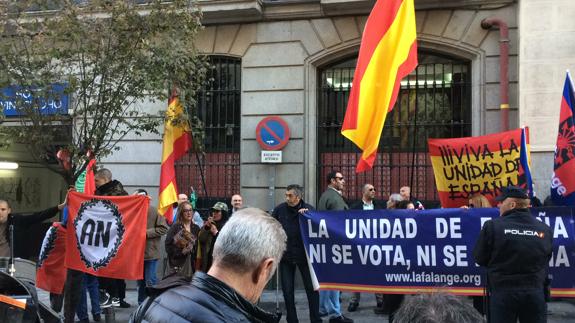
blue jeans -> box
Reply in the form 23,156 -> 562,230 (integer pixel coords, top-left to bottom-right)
138,259 -> 158,304
319,290 -> 341,318
76,274 -> 100,320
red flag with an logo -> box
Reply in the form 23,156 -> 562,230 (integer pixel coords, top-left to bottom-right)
36,223 -> 67,294
65,192 -> 148,280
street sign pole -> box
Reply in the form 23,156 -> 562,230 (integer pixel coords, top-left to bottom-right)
268,165 -> 276,214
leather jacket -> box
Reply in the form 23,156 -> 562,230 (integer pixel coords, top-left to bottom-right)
132,271 -> 280,323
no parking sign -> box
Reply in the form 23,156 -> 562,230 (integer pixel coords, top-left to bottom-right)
256,116 -> 290,163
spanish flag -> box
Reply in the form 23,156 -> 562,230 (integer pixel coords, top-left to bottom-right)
341,0 -> 418,172
158,94 -> 192,222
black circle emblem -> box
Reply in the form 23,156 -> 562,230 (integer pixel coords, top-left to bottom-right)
74,199 -> 125,270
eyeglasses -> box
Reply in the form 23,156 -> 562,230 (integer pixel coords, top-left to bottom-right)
183,209 -> 193,213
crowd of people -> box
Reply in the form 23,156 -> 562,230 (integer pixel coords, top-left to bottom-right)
0,167 -> 555,323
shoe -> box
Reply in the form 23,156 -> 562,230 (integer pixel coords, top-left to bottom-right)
99,292 -> 112,308
373,306 -> 386,315
329,315 -> 353,323
347,302 -> 358,312
112,297 -> 120,307
119,299 -> 131,308
93,313 -> 101,322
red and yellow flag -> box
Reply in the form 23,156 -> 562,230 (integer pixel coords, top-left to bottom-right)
341,0 -> 418,172
158,94 -> 192,222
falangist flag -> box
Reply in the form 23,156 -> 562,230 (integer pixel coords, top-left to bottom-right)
66,192 -> 148,280
341,0 -> 418,172
428,128 -> 531,208
551,71 -> 575,205
36,222 -> 67,294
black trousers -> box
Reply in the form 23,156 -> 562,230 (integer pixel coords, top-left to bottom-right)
382,294 -> 404,323
64,269 -> 84,323
489,288 -> 546,323
279,260 -> 322,323
99,277 -> 126,299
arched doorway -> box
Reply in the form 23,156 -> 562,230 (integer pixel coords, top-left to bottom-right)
317,50 -> 471,207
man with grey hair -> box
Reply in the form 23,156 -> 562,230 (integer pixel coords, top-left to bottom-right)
132,208 -> 287,322
273,184 -> 321,323
394,293 -> 485,323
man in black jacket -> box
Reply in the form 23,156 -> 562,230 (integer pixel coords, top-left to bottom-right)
273,184 -> 321,323
132,208 -> 287,323
473,186 -> 553,323
0,199 -> 64,258
347,183 -> 386,314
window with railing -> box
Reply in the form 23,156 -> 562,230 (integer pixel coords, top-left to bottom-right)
175,56 -> 241,210
317,51 -> 471,207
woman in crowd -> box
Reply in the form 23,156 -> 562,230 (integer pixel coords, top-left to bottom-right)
468,193 -> 491,208
165,201 -> 200,278
197,202 -> 229,272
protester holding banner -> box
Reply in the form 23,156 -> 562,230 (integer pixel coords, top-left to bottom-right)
132,208 -> 287,322
165,201 -> 200,278
347,183 -> 385,314
399,186 -> 424,210
134,189 -> 168,304
317,170 -> 353,323
473,186 -> 553,323
93,168 -> 131,309
197,201 -> 229,272
273,184 -> 321,323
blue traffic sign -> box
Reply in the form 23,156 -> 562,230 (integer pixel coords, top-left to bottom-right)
256,116 -> 290,151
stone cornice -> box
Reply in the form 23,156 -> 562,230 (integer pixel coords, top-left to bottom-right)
199,0 -> 516,25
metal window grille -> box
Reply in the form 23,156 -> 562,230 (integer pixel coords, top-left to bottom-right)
317,51 -> 471,207
175,56 -> 241,210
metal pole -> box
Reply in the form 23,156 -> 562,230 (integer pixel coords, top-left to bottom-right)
268,165 -> 276,213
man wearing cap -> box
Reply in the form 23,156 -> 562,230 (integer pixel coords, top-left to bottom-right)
197,202 -> 229,272
473,186 -> 553,323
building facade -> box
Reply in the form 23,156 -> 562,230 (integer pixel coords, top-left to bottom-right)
5,0 -> 570,211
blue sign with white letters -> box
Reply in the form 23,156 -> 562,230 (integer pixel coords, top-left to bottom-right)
301,207 -> 575,297
1,84 -> 69,117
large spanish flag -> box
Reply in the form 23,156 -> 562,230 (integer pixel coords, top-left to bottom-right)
158,94 -> 192,222
341,0 -> 418,172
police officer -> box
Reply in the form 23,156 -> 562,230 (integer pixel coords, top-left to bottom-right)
473,186 -> 553,323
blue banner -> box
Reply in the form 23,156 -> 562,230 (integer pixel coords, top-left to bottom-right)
300,207 -> 575,297
1,84 -> 69,117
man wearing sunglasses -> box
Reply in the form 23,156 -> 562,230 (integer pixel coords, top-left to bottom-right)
347,184 -> 386,314
317,170 -> 353,323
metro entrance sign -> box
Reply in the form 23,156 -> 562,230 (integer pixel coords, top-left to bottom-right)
256,116 -> 290,151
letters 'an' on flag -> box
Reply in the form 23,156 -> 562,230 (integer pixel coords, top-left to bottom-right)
36,223 -> 67,294
341,0 -> 418,172
65,192 -> 148,280
551,72 -> 575,205
158,94 -> 192,222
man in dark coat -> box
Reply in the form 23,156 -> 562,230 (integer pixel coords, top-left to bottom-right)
273,184 -> 321,323
317,170 -> 353,323
347,183 -> 386,314
0,199 -> 64,258
473,186 -> 553,323
93,168 -> 131,308
131,208 -> 287,323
